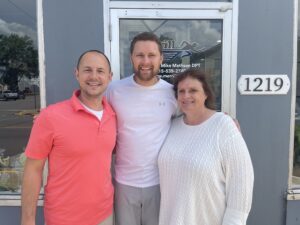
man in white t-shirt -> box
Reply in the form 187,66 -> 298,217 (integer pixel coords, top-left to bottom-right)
106,32 -> 177,225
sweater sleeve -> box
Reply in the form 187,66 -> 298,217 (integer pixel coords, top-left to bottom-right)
222,208 -> 248,225
220,119 -> 254,225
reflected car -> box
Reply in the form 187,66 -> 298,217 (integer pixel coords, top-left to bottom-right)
17,91 -> 26,99
295,96 -> 300,125
0,90 -> 18,101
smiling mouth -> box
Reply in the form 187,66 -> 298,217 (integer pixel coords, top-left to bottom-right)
182,101 -> 194,105
139,66 -> 153,71
87,82 -> 102,87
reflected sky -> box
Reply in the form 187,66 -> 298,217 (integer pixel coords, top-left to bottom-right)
120,19 -> 222,52
0,0 -> 37,46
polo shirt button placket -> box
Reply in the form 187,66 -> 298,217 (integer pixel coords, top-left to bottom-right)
98,121 -> 101,133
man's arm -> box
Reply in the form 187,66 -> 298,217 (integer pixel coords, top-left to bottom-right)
21,157 -> 46,225
224,112 -> 241,132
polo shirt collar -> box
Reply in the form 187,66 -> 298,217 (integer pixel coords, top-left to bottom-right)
71,90 -> 115,117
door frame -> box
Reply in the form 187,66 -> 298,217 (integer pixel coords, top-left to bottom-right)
103,1 -> 238,116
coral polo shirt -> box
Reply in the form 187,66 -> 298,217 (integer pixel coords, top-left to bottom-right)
25,90 -> 116,225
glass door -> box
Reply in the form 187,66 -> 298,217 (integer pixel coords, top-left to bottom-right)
110,8 -> 232,112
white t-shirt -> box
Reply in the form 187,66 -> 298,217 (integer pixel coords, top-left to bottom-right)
106,75 -> 177,187
81,102 -> 103,121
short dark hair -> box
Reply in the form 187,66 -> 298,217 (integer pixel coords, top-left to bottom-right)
130,32 -> 162,55
173,68 -> 216,110
76,50 -> 111,72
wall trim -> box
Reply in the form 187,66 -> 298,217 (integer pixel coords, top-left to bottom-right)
103,0 -> 111,60
37,0 -> 46,109
109,1 -> 232,9
230,0 -> 238,117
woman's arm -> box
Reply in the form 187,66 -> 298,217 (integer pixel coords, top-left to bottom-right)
221,126 -> 254,225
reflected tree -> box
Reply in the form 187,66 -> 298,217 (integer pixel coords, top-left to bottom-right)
0,34 -> 38,91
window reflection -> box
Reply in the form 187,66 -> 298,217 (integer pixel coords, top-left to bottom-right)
294,38 -> 300,185
0,0 -> 39,194
120,19 -> 222,110
293,2 -> 300,186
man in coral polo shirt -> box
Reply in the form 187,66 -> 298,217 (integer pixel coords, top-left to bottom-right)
21,50 -> 116,225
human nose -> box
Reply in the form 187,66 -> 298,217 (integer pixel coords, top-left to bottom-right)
179,90 -> 189,98
184,90 -> 193,98
141,56 -> 150,64
90,70 -> 99,78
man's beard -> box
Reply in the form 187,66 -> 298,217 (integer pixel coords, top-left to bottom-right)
134,67 -> 160,82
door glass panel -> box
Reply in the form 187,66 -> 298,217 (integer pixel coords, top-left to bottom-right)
0,0 -> 39,195
119,19 -> 223,110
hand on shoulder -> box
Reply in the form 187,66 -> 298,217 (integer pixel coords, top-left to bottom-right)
224,112 -> 241,132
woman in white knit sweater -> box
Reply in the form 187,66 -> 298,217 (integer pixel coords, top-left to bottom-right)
158,68 -> 254,225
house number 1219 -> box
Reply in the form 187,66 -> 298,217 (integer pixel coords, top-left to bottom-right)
238,74 -> 290,95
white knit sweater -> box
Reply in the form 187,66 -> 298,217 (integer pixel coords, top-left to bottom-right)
158,112 -> 254,225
